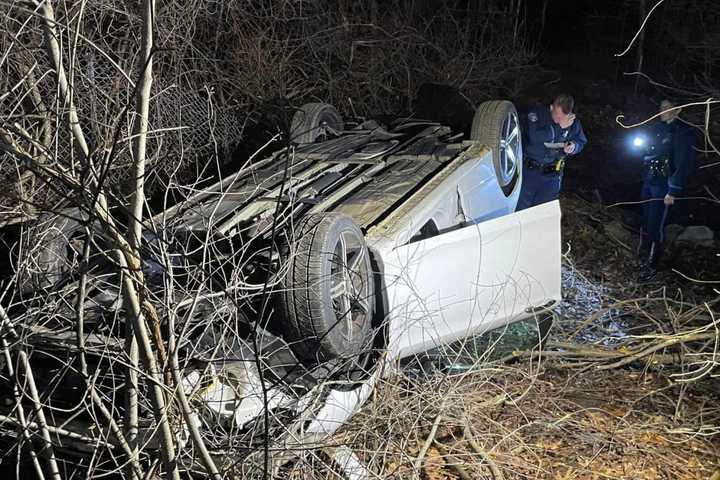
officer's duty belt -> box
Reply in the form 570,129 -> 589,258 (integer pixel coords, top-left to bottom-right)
525,158 -> 563,175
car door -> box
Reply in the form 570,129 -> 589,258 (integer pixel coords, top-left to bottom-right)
382,200 -> 561,359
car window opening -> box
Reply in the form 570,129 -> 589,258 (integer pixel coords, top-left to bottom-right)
408,219 -> 440,243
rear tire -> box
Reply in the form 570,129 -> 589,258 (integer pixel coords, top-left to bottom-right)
290,103 -> 344,144
471,100 -> 522,197
276,213 -> 373,363
18,209 -> 92,292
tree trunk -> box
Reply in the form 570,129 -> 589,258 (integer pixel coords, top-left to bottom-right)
125,0 -> 155,474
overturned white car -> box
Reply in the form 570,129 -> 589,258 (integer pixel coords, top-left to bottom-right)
3,99 -> 560,473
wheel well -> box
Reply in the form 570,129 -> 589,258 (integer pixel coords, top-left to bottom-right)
326,245 -> 388,387
367,246 -> 389,353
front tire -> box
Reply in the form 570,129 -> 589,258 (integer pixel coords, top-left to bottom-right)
276,213 -> 374,363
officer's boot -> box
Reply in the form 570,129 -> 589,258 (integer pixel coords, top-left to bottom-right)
638,242 -> 663,281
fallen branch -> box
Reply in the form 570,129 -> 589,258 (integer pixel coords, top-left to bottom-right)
412,399 -> 447,477
462,416 -> 504,480
432,440 -> 473,480
0,414 -> 116,450
597,332 -> 716,370
18,350 -> 62,480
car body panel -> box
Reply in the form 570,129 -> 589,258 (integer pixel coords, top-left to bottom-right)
366,145 -> 516,248
304,370 -> 378,435
380,200 -> 561,358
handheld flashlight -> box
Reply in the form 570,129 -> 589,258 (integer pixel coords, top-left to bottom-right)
628,133 -> 649,154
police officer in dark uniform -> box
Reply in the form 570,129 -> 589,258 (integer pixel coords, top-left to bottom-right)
518,94 -> 588,210
637,99 -> 696,280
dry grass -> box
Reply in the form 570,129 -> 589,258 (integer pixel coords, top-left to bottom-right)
322,365 -> 717,480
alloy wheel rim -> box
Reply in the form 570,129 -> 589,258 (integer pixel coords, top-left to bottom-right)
498,110 -> 522,186
329,230 -> 371,342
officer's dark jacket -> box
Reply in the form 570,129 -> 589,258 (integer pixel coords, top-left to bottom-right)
523,103 -> 587,164
642,119 -> 696,195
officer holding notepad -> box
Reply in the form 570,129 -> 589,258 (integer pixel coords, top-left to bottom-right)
517,94 -> 587,210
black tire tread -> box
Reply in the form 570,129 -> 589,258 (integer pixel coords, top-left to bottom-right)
277,212 -> 372,362
470,100 -> 520,196
292,213 -> 331,359
290,103 -> 344,144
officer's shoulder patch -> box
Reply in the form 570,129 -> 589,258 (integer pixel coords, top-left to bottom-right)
528,112 -> 538,122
